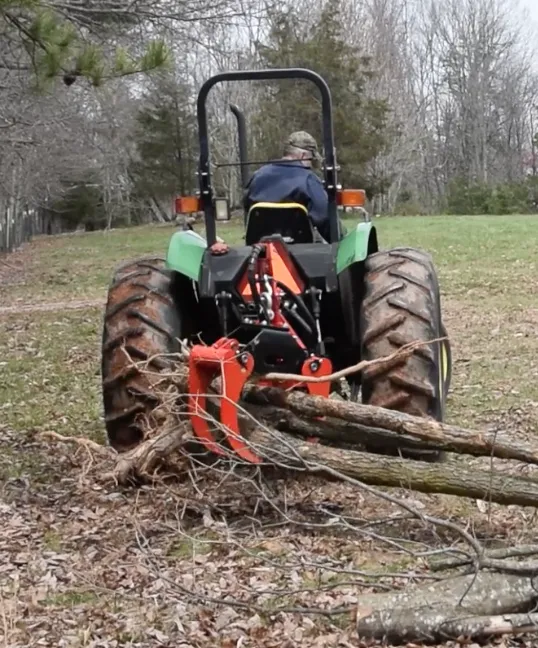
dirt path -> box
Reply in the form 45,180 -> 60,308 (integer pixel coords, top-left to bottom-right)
2,241 -> 107,314
0,298 -> 104,315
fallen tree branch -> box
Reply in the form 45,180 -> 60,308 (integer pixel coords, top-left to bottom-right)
154,357 -> 538,467
355,571 -> 538,643
431,544 -> 538,572
247,402 -> 457,455
241,384 -> 538,465
99,393 -> 538,504
243,422 -> 538,507
94,356 -> 538,503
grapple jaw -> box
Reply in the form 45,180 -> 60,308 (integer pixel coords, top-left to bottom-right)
188,337 -> 259,463
187,236 -> 334,463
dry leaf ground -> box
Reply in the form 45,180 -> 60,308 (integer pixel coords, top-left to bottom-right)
1,215 -> 538,647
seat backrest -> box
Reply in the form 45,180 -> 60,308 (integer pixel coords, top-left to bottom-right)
245,202 -> 315,245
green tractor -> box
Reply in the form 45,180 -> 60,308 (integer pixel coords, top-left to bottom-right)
101,68 -> 451,462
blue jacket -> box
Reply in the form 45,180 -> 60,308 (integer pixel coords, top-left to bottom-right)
244,160 -> 330,240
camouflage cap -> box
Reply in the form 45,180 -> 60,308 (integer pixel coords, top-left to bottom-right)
286,131 -> 322,162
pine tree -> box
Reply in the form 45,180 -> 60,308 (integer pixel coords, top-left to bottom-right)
1,0 -> 169,86
129,76 -> 198,206
252,0 -> 391,194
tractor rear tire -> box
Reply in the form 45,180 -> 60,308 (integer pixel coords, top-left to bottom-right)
359,247 -> 446,462
101,257 -> 190,453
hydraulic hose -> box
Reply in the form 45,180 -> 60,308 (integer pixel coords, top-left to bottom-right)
275,280 -> 317,332
281,304 -> 316,346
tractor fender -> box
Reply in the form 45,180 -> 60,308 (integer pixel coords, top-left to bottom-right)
166,229 -> 206,281
335,222 -> 378,274
335,222 -> 378,349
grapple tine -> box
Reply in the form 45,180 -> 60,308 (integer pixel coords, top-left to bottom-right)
188,347 -> 227,456
219,351 -> 260,463
188,338 -> 260,462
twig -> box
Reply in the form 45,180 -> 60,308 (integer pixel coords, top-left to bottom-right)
133,524 -> 355,617
263,337 -> 447,383
39,430 -> 112,457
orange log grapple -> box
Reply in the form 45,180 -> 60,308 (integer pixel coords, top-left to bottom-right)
187,236 -> 334,463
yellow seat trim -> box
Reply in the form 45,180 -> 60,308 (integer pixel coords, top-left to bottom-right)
248,202 -> 308,216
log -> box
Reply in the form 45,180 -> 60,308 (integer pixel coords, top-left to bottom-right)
245,424 -> 538,507
355,571 -> 538,643
109,392 -> 538,506
170,362 -> 538,466
115,363 -> 538,506
247,402 -> 450,455
241,384 -> 538,465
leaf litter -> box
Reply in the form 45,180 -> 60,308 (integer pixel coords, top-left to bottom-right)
3,419 -> 538,648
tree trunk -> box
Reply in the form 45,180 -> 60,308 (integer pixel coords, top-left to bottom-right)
168,363 -> 538,466
110,384 -> 538,506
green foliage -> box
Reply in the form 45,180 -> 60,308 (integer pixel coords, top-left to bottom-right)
49,181 -> 106,230
446,177 -> 538,215
251,0 -> 392,194
74,44 -> 105,86
129,76 -> 198,206
2,0 -> 170,86
139,41 -> 169,74
393,190 -> 429,216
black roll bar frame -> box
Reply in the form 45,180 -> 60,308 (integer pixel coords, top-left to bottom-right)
196,68 -> 339,246
229,103 -> 250,190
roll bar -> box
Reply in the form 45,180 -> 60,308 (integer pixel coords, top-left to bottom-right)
196,68 -> 339,245
229,103 -> 250,189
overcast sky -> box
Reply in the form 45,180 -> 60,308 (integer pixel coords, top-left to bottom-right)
521,0 -> 538,75
522,0 -> 538,26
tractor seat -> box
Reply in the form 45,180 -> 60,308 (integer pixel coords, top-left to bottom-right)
245,202 -> 315,245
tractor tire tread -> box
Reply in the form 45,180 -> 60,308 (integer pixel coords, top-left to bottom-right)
101,257 -> 182,452
360,247 -> 444,458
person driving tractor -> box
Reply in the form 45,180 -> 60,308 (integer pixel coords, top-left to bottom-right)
243,131 -> 332,242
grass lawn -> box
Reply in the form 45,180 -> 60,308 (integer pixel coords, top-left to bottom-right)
2,214 -> 537,433
1,214 -> 538,646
